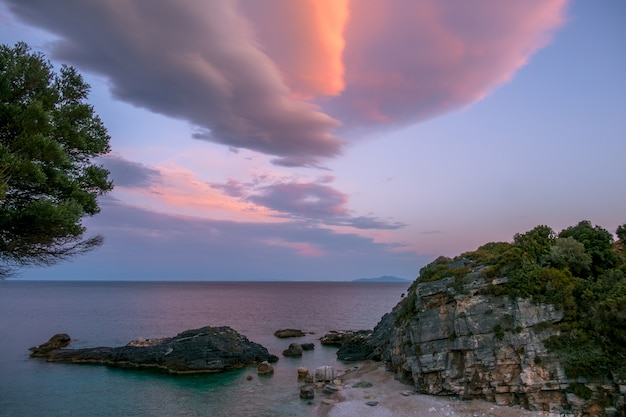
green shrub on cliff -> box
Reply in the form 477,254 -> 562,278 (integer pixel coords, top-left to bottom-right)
411,220 -> 626,378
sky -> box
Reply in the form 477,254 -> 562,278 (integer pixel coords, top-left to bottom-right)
1,0 -> 624,281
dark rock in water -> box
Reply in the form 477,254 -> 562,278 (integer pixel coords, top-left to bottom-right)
300,385 -> 315,399
320,330 -> 370,346
301,342 -> 315,351
30,326 -> 278,374
274,329 -> 305,338
365,401 -> 379,406
29,333 -> 71,357
336,330 -> 374,361
318,329 -> 377,361
282,342 -> 303,357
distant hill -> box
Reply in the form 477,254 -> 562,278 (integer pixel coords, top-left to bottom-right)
352,275 -> 412,283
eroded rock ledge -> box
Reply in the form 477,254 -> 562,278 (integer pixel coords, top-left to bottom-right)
30,326 -> 278,374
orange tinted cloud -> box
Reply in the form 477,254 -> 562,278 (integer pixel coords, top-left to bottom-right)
241,0 -> 348,98
264,239 -> 326,257
328,0 -> 568,127
112,164 -> 286,224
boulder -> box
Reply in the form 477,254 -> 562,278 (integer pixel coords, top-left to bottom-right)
301,343 -> 315,351
300,385 -> 315,399
257,361 -> 274,375
315,365 -> 336,382
274,329 -> 305,338
297,367 -> 310,378
282,342 -> 303,357
30,326 -> 278,374
29,333 -> 71,358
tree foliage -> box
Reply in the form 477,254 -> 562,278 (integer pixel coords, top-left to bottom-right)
0,42 -> 112,277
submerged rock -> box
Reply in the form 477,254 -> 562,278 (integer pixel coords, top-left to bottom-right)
30,326 -> 278,374
274,329 -> 305,338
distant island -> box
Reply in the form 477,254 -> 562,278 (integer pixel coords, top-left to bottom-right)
352,275 -> 411,283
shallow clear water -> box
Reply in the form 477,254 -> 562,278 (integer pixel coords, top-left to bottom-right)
0,281 -> 408,417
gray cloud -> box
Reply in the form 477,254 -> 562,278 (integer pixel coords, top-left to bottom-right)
226,180 -> 406,230
210,179 -> 246,198
5,0 -> 343,167
98,154 -> 161,188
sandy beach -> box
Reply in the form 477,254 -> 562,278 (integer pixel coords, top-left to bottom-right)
316,362 -> 554,417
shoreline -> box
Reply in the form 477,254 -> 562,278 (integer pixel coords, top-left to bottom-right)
315,361 -> 556,417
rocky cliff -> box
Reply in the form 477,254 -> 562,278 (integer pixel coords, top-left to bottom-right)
361,272 -> 625,417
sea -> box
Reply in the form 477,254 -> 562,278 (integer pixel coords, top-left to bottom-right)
0,280 -> 409,417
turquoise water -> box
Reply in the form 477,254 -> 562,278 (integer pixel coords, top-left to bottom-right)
0,281 -> 408,416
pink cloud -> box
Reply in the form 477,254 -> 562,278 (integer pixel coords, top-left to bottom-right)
264,239 -> 326,257
6,0 -> 568,164
241,0 -> 349,98
324,0 -> 568,129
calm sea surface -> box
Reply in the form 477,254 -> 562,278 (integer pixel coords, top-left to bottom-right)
0,281 -> 409,417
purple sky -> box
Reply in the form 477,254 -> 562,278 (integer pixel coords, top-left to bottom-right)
1,0 -> 624,281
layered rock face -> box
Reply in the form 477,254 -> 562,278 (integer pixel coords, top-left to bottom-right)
366,275 -> 625,417
31,326 -> 278,374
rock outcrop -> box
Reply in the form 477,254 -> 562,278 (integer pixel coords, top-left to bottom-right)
320,330 -> 370,347
283,342 -> 304,357
365,274 -> 625,416
30,326 -> 278,374
274,329 -> 305,338
29,333 -> 71,357
257,361 -> 274,375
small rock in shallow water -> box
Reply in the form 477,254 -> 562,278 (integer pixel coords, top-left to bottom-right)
314,365 -> 336,382
257,361 -> 274,375
365,401 -> 379,406
323,384 -> 339,394
283,343 -> 303,357
300,385 -> 315,399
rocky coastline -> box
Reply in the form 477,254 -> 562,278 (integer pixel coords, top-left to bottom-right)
30,326 -> 278,374
325,274 -> 626,417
